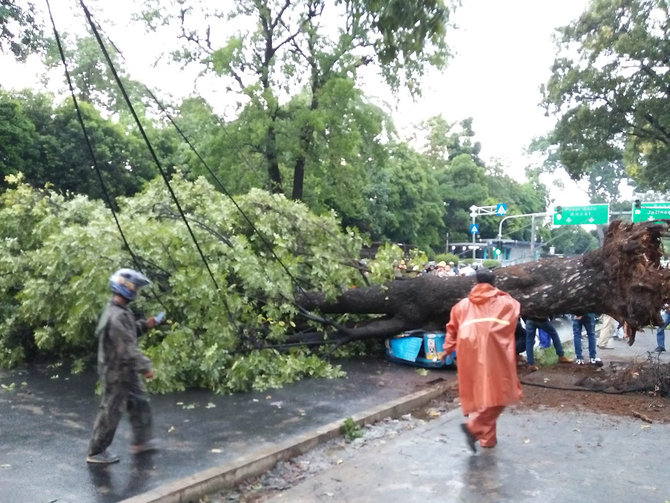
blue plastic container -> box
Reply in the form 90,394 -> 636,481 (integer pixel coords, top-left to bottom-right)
388,336 -> 423,362
423,332 -> 446,361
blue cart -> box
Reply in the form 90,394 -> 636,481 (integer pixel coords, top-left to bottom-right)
385,330 -> 456,368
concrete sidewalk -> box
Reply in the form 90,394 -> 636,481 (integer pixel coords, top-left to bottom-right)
264,406 -> 670,503
130,325 -> 668,503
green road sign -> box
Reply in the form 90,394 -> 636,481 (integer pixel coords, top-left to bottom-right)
553,204 -> 609,226
632,201 -> 670,223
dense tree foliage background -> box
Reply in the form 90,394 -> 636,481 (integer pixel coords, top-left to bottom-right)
2,0 -> 666,391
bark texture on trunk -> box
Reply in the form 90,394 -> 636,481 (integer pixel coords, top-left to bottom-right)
297,220 -> 670,345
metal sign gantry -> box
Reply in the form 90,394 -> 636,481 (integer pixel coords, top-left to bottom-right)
469,205 -> 506,259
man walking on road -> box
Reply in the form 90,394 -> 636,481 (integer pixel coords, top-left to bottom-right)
86,268 -> 162,464
443,268 -> 522,453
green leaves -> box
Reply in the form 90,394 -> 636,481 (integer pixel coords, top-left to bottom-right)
340,417 -> 363,442
0,173 -> 359,392
543,0 -> 669,192
210,37 -> 244,76
0,0 -> 46,61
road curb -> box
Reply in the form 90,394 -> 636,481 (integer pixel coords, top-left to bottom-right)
120,379 -> 452,503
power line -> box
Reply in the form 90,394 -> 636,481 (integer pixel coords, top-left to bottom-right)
44,0 -> 142,276
81,6 -> 319,303
78,0 -> 220,289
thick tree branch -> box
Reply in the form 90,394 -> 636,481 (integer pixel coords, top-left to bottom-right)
296,220 -> 670,346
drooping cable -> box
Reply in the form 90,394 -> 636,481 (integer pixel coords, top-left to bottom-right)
45,0 -> 170,310
145,88 -> 315,297
44,0 -> 142,274
83,11 -> 319,302
77,0 -> 234,319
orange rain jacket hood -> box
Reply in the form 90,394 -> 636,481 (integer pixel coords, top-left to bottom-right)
444,282 -> 522,414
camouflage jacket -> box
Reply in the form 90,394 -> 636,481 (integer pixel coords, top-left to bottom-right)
95,298 -> 152,380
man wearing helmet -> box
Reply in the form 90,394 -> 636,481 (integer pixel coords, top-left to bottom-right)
86,268 -> 163,464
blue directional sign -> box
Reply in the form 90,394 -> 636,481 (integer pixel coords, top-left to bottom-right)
496,203 -> 507,216
470,223 -> 479,234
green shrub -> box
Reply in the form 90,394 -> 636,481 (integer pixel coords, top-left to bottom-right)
341,417 -> 363,442
433,252 -> 460,265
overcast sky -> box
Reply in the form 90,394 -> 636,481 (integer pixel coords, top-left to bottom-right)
387,0 -> 591,193
1,0 -> 594,205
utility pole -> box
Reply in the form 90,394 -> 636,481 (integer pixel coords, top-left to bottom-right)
498,212 -> 549,261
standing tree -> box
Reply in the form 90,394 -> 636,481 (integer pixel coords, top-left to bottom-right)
137,0 -> 453,199
0,90 -> 157,199
542,0 -> 670,192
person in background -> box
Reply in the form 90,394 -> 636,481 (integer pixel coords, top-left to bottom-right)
86,268 -> 164,464
597,314 -> 617,350
443,268 -> 522,453
458,263 -> 476,276
572,313 -> 602,366
515,318 -> 527,365
524,317 -> 573,372
436,261 -> 455,277
655,310 -> 670,353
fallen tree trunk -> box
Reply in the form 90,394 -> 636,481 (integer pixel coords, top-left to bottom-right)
296,220 -> 670,346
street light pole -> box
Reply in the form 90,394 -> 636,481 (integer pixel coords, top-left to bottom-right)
470,205 -> 477,259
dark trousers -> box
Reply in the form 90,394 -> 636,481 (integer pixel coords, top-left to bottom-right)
525,318 -> 565,365
88,374 -> 152,456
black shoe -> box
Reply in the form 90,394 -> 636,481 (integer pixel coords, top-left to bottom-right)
130,439 -> 160,454
589,357 -> 603,367
655,346 -> 666,353
460,423 -> 477,453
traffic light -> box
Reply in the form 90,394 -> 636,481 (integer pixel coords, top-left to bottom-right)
634,199 -> 641,209
556,205 -> 562,214
494,240 -> 503,257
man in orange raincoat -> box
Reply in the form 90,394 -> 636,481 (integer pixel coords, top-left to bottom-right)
443,268 -> 522,452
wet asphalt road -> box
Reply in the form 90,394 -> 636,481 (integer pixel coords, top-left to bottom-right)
0,356 -> 448,503
1,320 -> 667,503
261,324 -> 670,503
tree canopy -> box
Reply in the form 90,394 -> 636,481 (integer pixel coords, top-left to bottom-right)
0,89 -> 157,199
0,0 -> 45,60
542,0 -> 670,193
138,0 -> 453,199
0,174 -> 374,392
